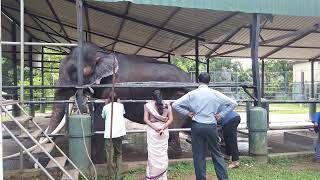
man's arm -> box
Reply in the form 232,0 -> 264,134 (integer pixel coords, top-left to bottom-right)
214,91 -> 237,118
172,93 -> 191,116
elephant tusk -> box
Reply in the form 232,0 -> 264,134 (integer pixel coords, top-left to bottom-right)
3,115 -> 66,160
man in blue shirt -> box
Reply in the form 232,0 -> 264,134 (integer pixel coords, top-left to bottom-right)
217,106 -> 241,168
312,112 -> 320,162
172,72 -> 237,180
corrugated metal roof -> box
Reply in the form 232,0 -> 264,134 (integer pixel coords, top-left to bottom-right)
100,0 -> 320,17
2,0 -> 320,61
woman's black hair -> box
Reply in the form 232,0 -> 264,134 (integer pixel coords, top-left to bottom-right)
152,89 -> 164,115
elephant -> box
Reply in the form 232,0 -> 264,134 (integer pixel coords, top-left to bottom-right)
47,42 -> 192,163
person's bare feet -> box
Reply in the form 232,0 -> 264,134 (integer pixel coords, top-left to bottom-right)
228,161 -> 240,168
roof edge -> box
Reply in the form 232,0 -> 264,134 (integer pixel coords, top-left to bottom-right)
96,0 -> 320,17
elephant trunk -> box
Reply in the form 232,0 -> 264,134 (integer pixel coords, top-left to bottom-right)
47,89 -> 75,133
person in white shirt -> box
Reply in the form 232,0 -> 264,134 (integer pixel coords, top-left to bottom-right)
101,91 -> 126,180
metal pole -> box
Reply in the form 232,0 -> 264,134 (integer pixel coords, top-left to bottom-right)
261,58 -> 265,98
0,0 -> 3,177
12,22 -> 19,116
1,41 -> 78,46
20,0 -> 25,104
28,38 -> 34,116
251,14 -> 261,106
310,60 -> 316,119
206,58 -> 210,73
195,39 -> 199,82
41,47 -> 45,113
167,53 -> 171,64
76,0 -> 84,112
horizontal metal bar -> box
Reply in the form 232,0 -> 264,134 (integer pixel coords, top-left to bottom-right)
1,82 -> 255,89
1,41 -> 77,46
95,128 -> 192,134
261,99 -> 320,103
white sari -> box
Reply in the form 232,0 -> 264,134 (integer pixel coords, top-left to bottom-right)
145,102 -> 170,180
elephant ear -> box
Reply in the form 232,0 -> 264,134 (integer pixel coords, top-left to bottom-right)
89,54 -> 119,85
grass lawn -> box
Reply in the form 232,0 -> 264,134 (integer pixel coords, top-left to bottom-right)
122,157 -> 320,180
269,104 -> 311,114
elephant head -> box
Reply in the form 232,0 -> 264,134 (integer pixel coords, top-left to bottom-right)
58,42 -> 119,86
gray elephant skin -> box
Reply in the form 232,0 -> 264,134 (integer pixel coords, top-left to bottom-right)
48,42 -> 192,163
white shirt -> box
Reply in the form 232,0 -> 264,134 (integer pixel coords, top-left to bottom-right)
101,102 -> 126,138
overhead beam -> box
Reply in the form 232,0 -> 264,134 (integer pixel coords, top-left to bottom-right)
2,4 -> 171,55
134,7 -> 181,55
161,12 -> 238,57
262,24 -> 320,45
205,26 -> 242,58
112,2 -> 131,51
207,41 -> 320,50
46,0 -> 71,43
261,25 -> 319,59
210,24 -> 319,58
68,0 -> 205,41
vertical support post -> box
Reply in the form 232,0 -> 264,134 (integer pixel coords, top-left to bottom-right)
301,71 -> 305,99
261,58 -> 265,98
28,38 -> 34,116
249,107 -> 268,163
206,58 -> 210,73
309,60 -> 316,120
195,39 -> 199,82
12,22 -> 20,116
76,0 -> 84,112
167,53 -> 171,64
284,72 -> 288,95
40,47 -> 45,113
20,0 -> 25,103
250,14 -> 261,106
0,0 -> 3,177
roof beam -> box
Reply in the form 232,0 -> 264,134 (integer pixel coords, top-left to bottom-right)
112,2 -> 131,51
2,4 -> 170,55
29,16 -> 68,53
134,7 -> 181,55
207,41 -> 320,49
71,0 -> 204,41
262,24 -> 320,45
261,25 -> 319,59
310,54 -> 320,60
1,9 -> 54,48
161,12 -> 238,57
210,24 -> 320,58
205,26 -> 242,58
46,0 -> 71,43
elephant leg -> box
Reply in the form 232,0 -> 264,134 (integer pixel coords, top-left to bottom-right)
48,89 -> 75,133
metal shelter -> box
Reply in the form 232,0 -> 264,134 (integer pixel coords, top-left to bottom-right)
1,0 -> 320,178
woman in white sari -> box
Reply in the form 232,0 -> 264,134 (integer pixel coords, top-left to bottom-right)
144,90 -> 173,180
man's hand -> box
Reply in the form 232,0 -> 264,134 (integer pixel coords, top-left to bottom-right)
188,112 -> 195,118
215,113 -> 222,121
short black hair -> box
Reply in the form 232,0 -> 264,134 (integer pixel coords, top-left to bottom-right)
198,72 -> 210,84
108,91 -> 119,102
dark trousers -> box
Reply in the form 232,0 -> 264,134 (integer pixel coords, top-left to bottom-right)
191,121 -> 229,180
222,116 -> 241,161
105,137 -> 123,180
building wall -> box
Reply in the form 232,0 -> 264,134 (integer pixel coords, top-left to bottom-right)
293,61 -> 320,83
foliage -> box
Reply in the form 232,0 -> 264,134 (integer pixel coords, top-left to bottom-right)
1,48 -> 64,103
